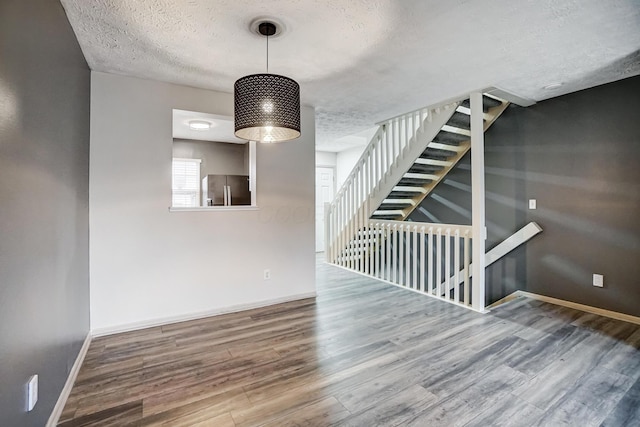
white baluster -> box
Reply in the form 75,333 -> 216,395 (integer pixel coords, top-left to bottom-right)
375,141 -> 380,186
348,184 -> 353,270
335,201 -> 340,264
398,225 -> 404,286
367,150 -> 373,198
339,201 -> 343,267
404,225 -> 410,287
436,227 -> 442,298
392,224 -> 398,283
363,214 -> 369,276
388,123 -> 393,174
396,118 -> 402,160
343,188 -> 347,268
464,232 -> 471,306
386,224 -> 392,282
404,225 -> 409,287
445,228 -> 451,300
340,192 -> 344,266
412,225 -> 418,290
380,132 -> 385,182
454,229 -> 461,303
371,220 -> 376,277
403,117 -> 408,153
428,227 -> 434,294
420,226 -> 426,292
356,175 -> 360,272
336,215 -> 340,265
379,223 -> 384,279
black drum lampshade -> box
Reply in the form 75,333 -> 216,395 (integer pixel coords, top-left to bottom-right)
234,73 -> 300,143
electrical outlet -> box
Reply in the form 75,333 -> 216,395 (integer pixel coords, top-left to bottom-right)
529,199 -> 537,210
593,274 -> 604,288
27,375 -> 38,411
263,269 -> 271,280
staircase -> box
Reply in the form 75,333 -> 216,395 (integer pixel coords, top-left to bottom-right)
325,101 -> 462,268
325,91 -> 541,312
371,94 -> 509,220
326,93 -> 509,264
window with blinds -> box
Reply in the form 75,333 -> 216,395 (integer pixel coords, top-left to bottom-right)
172,158 -> 202,207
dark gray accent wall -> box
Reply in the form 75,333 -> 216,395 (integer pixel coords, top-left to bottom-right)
410,76 -> 640,317
0,1 -> 90,425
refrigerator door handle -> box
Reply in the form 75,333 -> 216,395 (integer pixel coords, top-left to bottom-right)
223,185 -> 228,206
227,185 -> 232,205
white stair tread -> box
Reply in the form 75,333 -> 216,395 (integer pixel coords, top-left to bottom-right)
373,210 -> 405,216
456,105 -> 492,121
428,142 -> 467,152
403,172 -> 439,180
415,158 -> 452,167
455,105 -> 472,115
381,198 -> 415,205
393,186 -> 427,193
441,125 -> 471,137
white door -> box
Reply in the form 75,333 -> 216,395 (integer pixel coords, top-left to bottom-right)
316,167 -> 335,252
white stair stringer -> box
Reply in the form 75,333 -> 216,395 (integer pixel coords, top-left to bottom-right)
366,102 -> 460,218
371,94 -> 510,221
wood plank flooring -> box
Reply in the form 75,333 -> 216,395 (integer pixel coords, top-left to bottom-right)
59,259 -> 640,426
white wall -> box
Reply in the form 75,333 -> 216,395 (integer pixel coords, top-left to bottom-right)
315,150 -> 337,167
336,146 -> 366,189
90,72 -> 316,333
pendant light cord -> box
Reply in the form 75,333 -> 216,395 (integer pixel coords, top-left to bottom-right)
266,32 -> 269,74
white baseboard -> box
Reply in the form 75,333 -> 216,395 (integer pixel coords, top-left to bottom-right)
91,292 -> 318,337
486,292 -> 521,309
491,290 -> 640,326
46,333 -> 92,427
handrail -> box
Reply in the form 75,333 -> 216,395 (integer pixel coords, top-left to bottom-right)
369,219 -> 472,234
332,126 -> 384,202
332,107 -> 429,204
376,87 -> 500,125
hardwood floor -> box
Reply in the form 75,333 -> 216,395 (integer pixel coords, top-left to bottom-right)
59,259 -> 640,426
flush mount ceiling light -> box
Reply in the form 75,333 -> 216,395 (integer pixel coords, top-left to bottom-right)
543,82 -> 563,90
234,20 -> 300,143
188,120 -> 212,130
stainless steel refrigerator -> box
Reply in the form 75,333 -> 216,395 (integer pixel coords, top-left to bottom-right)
202,174 -> 251,206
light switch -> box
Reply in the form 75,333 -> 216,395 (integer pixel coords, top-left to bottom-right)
529,199 -> 537,210
593,274 -> 604,288
27,375 -> 38,411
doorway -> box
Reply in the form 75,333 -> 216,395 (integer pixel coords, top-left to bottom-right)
315,167 -> 335,252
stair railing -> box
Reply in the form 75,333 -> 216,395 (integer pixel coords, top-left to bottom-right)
326,104 -> 458,266
366,220 -> 474,308
325,107 -> 423,265
324,92 -> 524,313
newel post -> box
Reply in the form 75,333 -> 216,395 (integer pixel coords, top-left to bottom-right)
470,92 -> 486,312
324,202 -> 332,263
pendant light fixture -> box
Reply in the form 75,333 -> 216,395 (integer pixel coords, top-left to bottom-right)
234,20 -> 301,143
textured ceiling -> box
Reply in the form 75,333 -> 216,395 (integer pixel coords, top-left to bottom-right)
172,109 -> 246,144
60,0 -> 640,151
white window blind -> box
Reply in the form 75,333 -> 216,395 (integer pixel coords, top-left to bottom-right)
172,158 -> 201,207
